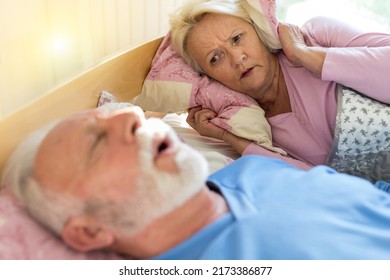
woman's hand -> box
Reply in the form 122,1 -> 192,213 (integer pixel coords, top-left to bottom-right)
186,107 -> 227,140
187,106 -> 252,154
278,22 -> 326,76
277,22 -> 308,67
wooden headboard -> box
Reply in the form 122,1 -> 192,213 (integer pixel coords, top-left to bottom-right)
0,36 -> 163,175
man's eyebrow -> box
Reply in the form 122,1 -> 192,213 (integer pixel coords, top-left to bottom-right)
80,118 -> 98,168
84,117 -> 105,167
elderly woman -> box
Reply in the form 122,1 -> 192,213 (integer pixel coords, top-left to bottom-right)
169,0 -> 390,181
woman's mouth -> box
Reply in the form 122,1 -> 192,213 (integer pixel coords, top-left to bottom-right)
240,67 -> 254,79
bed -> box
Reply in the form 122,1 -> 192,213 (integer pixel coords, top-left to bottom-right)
0,36 -> 163,175
0,37 -> 165,259
0,0 -> 281,260
0,0 -> 283,187
0,32 -> 246,259
2,0 -> 388,260
0,0 -> 281,174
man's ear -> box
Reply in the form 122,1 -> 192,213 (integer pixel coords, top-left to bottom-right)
61,216 -> 115,252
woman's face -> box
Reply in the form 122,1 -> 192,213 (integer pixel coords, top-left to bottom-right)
187,13 -> 277,99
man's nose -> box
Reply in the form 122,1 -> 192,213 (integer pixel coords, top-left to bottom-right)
104,109 -> 143,142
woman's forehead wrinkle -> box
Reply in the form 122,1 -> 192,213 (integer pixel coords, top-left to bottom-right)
192,15 -> 240,54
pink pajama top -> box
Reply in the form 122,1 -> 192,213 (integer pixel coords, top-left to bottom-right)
243,16 -> 390,169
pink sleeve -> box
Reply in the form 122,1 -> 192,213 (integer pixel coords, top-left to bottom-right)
243,143 -> 314,170
302,16 -> 390,103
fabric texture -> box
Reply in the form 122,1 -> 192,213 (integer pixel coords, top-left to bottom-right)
327,86 -> 390,182
0,187 -> 122,260
153,155 -> 390,260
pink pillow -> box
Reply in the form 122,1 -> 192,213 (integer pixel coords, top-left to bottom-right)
0,186 -> 122,260
131,0 -> 285,154
243,0 -> 280,48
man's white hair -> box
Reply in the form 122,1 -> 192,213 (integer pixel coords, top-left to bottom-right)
1,120 -> 83,235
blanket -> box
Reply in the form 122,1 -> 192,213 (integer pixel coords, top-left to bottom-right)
327,86 -> 390,182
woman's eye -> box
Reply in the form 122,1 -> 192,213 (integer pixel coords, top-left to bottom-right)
210,50 -> 224,65
210,54 -> 220,64
232,34 -> 242,44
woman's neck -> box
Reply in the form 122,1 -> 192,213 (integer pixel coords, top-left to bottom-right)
257,60 -> 292,118
116,187 -> 229,259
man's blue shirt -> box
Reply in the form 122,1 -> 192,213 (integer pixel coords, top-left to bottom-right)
153,155 -> 390,259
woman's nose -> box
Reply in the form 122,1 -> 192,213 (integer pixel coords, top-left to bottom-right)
230,49 -> 246,67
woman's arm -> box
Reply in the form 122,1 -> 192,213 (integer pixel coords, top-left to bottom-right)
279,16 -> 390,103
187,107 -> 313,170
243,143 -> 313,170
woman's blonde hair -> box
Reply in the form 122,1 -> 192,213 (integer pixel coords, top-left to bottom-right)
169,0 -> 279,73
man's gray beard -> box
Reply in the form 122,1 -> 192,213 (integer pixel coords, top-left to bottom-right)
114,118 -> 209,235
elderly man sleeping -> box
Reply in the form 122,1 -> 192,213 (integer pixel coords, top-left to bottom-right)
2,105 -> 390,260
